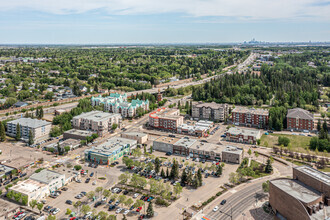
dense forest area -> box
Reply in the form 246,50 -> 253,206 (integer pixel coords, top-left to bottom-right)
0,47 -> 248,107
192,51 -> 330,109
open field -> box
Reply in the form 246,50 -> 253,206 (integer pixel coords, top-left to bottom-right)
259,134 -> 328,156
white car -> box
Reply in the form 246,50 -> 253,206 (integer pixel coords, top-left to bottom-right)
186,156 -> 190,160
101,197 -> 107,202
92,181 -> 96,185
123,209 -> 130,215
133,193 -> 139,198
53,208 -> 60,215
116,208 -> 122,214
213,206 -> 219,212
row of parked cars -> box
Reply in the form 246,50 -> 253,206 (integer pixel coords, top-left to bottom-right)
43,206 -> 60,215
1,173 -> 27,186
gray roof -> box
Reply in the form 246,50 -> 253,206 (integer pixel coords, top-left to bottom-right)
122,132 -> 147,138
29,169 -> 64,184
73,111 -> 121,122
226,127 -> 261,138
0,165 -> 14,177
9,118 -> 51,128
85,137 -> 137,156
174,138 -> 198,149
194,102 -> 228,109
271,179 -> 321,203
232,106 -> 269,116
287,108 -> 313,120
295,166 -> 330,185
223,146 -> 243,155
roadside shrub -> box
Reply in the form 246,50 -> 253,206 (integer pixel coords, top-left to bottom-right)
278,136 -> 290,147
155,197 -> 170,207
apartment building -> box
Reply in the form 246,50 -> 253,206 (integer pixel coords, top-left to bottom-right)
72,111 -> 122,136
85,137 -> 137,165
232,106 -> 269,128
91,93 -> 149,118
270,166 -> 330,220
287,108 -> 314,131
148,108 -> 184,131
192,101 -> 229,121
225,127 -> 262,144
6,118 -> 51,143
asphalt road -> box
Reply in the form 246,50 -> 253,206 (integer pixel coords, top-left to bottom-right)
204,182 -> 264,220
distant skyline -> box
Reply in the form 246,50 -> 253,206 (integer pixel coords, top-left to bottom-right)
0,0 -> 329,44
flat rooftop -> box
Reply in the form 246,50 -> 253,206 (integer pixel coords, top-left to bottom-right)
10,179 -> 46,194
86,137 -> 137,156
271,179 -> 322,204
174,138 -> 198,148
295,166 -> 330,185
190,142 -> 225,153
121,132 -> 148,138
30,169 -> 63,184
149,108 -> 182,120
232,106 -> 269,116
223,146 -> 243,155
194,102 -> 227,109
154,136 -> 180,145
0,198 -> 19,213
73,111 -> 121,122
226,127 -> 261,137
8,118 -> 51,128
64,129 -> 93,136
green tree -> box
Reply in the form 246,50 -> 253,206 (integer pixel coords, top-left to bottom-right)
265,159 -> 273,174
216,165 -> 222,176
111,123 -> 118,130
66,208 -> 72,215
161,168 -> 165,178
154,157 -> 161,174
262,180 -> 270,193
29,199 -> 37,210
102,189 -> 111,199
125,198 -> 134,208
247,148 -> 252,157
95,187 -> 104,198
37,203 -> 44,214
197,169 -> 203,186
97,211 -> 108,220
21,195 -> 28,205
15,123 -> 21,141
28,130 -> 34,146
81,205 -> 91,215
87,191 -> 95,200
173,184 -> 183,196
74,201 -> 82,215
146,202 -> 154,218
74,165 -> 82,170
0,122 -> 6,142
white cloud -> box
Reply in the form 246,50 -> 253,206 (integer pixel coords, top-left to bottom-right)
1,0 -> 330,21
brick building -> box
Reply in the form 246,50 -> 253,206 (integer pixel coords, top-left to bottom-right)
232,107 -> 269,128
269,166 -> 330,220
225,127 -> 262,145
286,108 -> 314,131
192,101 -> 229,121
148,108 -> 183,131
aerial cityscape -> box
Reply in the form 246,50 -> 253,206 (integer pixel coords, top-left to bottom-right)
0,1 -> 329,220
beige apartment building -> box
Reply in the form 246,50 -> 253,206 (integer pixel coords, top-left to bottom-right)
148,108 -> 184,131
72,111 -> 122,136
6,118 -> 51,143
192,102 -> 229,121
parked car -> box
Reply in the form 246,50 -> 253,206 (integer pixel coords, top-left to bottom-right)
136,207 -> 142,212
220,199 -> 227,205
66,200 -> 72,205
62,187 -> 68,191
123,190 -> 129,195
116,208 -> 123,214
90,172 -> 94,177
85,178 -> 90,183
165,152 -> 172,156
52,208 -> 60,215
123,209 -> 130,215
108,205 -> 116,211
213,206 -> 219,212
133,193 -> 139,198
94,201 -> 102,208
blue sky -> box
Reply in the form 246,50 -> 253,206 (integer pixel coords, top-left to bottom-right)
0,0 -> 329,44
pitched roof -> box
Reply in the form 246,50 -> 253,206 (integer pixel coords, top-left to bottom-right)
287,108 -> 313,120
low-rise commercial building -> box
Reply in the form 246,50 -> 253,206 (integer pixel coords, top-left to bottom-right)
8,169 -> 65,202
0,164 -> 14,183
177,124 -> 208,137
148,108 -> 184,131
121,132 -> 148,144
72,111 -> 122,136
189,142 -> 224,161
173,138 -> 198,156
287,108 -> 314,131
85,137 -> 137,165
222,146 -> 243,164
63,129 -> 94,140
270,166 -> 330,220
6,118 -> 51,143
192,102 -> 229,121
152,136 -> 180,153
232,107 -> 269,128
225,127 -> 262,144
43,138 -> 81,152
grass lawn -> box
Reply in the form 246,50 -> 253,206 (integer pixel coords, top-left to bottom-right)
260,133 -> 313,153
318,167 -> 330,172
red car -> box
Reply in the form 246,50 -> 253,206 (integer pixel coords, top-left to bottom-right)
13,212 -> 23,218
216,162 -> 220,165
144,196 -> 149,201
70,217 -> 76,220
80,170 -> 85,174
136,207 -> 142,212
